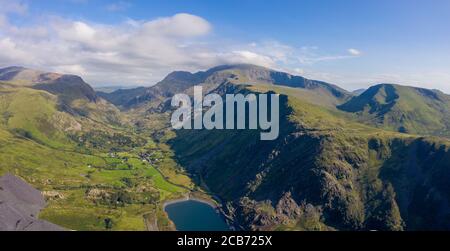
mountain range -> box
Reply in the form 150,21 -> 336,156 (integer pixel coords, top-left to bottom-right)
1,64 -> 450,230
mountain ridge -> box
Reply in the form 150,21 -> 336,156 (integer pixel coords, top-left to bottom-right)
0,66 -> 97,102
98,64 -> 352,108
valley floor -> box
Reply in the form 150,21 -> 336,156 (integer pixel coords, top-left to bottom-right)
0,126 -> 204,230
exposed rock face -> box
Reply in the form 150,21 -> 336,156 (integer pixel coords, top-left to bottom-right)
0,174 -> 65,231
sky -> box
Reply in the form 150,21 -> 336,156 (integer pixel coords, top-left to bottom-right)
0,0 -> 450,92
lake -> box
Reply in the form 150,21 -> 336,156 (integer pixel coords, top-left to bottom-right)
164,199 -> 230,231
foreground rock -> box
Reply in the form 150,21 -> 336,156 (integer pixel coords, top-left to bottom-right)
0,174 -> 65,231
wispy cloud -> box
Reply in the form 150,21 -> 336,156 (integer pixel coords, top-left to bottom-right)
0,0 -> 28,15
295,46 -> 362,64
106,1 -> 132,12
0,12 -> 289,85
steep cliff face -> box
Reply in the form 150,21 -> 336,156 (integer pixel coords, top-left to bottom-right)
169,86 -> 450,231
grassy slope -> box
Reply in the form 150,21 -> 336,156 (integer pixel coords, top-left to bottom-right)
0,87 -> 74,148
0,84 -> 194,230
339,84 -> 450,137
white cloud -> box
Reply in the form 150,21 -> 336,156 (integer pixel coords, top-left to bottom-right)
224,51 -> 276,68
295,47 -> 362,64
0,11 -> 300,86
0,37 -> 30,62
140,13 -> 211,37
53,64 -> 88,76
0,0 -> 370,87
0,13 -> 218,85
348,48 -> 361,56
59,21 -> 97,43
291,68 -> 305,75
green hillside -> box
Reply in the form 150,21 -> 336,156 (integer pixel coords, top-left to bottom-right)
0,67 -> 195,231
338,84 -> 450,137
169,83 -> 450,231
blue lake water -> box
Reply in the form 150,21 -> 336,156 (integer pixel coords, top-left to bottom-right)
164,200 -> 230,231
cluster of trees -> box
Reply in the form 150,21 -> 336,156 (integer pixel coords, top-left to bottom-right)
92,188 -> 161,207
69,131 -> 146,151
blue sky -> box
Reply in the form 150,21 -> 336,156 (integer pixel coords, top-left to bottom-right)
1,0 -> 450,92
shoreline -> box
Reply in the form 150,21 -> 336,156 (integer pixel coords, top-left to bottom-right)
162,194 -> 218,210
163,195 -> 237,231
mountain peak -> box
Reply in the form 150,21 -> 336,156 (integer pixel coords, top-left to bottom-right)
0,66 -> 62,85
339,82 -> 450,135
0,66 -> 26,73
339,84 -> 399,113
0,66 -> 96,102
